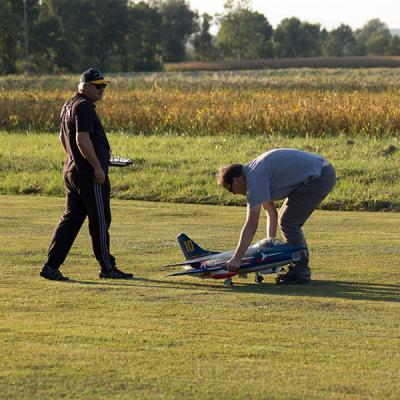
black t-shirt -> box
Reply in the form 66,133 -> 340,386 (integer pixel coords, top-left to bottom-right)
61,93 -> 110,175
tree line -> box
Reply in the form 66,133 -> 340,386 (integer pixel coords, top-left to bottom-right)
1,0 -> 399,74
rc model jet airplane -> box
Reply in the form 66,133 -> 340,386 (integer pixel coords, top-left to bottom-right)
164,233 -> 306,286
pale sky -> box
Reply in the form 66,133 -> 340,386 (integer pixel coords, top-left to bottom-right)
188,0 -> 400,30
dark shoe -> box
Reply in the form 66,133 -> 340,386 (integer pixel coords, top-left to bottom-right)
99,267 -> 133,280
40,265 -> 69,281
276,264 -> 311,285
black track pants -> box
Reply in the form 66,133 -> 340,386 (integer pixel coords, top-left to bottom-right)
46,172 -> 115,271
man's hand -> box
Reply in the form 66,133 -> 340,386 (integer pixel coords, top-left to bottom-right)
226,257 -> 241,272
259,237 -> 285,247
94,167 -> 105,185
227,205 -> 260,272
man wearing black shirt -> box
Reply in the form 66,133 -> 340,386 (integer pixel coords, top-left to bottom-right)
40,68 -> 133,281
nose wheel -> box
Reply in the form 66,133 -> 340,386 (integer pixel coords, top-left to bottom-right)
255,272 -> 264,284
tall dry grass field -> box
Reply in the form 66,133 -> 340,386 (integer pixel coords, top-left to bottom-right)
1,69 -> 400,136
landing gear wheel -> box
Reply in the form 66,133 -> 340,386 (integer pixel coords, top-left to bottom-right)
224,278 -> 233,287
255,273 -> 264,284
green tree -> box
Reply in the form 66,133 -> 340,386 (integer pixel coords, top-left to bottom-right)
216,2 -> 273,59
0,0 -> 41,74
81,0 -> 129,71
0,0 -> 19,73
192,13 -> 215,61
28,1 -> 63,72
0,0 -> 166,73
274,17 -> 323,57
45,0 -> 129,72
323,24 -> 355,56
122,1 -> 162,71
354,19 -> 391,55
386,35 -> 400,55
45,0 -> 96,71
157,0 -> 198,62
37,0 -> 81,71
301,21 -> 324,56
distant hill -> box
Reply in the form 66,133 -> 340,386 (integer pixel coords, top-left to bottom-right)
390,29 -> 400,37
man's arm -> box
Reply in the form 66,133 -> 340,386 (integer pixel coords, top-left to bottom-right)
262,201 -> 277,239
226,204 -> 261,272
76,131 -> 105,184
59,132 -> 67,154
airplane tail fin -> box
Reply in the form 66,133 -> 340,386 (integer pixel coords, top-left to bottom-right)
177,233 -> 218,260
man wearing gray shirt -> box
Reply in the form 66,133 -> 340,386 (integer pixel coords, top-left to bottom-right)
217,148 -> 336,284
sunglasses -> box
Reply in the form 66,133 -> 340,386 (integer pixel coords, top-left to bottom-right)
93,83 -> 107,90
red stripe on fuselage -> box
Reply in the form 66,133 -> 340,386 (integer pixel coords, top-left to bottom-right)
211,272 -> 237,279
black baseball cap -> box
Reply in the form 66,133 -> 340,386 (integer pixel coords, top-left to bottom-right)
80,68 -> 111,84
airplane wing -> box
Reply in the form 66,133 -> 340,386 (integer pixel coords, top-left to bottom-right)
162,253 -> 225,267
165,265 -> 228,277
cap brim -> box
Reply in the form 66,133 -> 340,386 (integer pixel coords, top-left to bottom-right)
90,79 -> 111,84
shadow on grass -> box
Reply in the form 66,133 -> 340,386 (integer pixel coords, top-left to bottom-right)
234,280 -> 400,303
66,277 -> 400,303
66,277 -> 225,291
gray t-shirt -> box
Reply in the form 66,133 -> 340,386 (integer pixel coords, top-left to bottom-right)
244,149 -> 325,207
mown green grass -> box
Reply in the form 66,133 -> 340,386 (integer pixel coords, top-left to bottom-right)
0,195 -> 399,399
0,132 -> 399,211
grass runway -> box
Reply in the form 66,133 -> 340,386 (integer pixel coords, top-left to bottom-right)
0,195 -> 399,399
